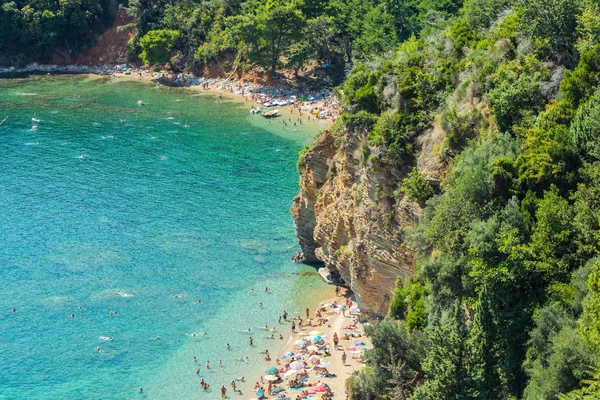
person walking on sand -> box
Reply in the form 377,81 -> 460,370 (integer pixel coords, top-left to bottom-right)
333,333 -> 339,349
291,321 -> 296,332
342,351 -> 347,365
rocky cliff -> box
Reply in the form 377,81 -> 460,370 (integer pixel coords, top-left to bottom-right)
291,124 -> 446,317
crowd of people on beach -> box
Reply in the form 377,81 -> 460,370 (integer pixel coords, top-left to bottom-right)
176,283 -> 368,400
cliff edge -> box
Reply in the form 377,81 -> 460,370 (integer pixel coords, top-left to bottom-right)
292,124 -> 446,317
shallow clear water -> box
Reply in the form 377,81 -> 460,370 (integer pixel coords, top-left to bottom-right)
0,75 -> 328,399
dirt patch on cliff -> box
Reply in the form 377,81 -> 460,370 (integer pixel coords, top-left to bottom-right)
50,7 -> 136,66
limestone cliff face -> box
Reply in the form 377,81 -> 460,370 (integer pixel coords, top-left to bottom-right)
292,126 -> 445,317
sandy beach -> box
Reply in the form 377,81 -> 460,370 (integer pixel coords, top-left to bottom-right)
243,287 -> 370,400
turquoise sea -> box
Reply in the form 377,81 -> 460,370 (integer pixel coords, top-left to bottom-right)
0,75 -> 329,399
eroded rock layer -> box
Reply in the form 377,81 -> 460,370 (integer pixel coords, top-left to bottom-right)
292,128 -> 443,317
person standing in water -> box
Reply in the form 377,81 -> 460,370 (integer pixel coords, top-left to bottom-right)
221,386 -> 227,397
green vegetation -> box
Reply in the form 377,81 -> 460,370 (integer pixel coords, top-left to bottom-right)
0,0 -> 114,65
401,168 -> 434,206
338,0 -> 600,398
138,29 -> 180,65
0,0 -> 476,75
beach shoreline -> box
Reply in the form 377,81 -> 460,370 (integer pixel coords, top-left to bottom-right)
0,63 -> 339,129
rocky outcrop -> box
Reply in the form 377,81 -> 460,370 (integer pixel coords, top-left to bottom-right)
292,127 -> 445,317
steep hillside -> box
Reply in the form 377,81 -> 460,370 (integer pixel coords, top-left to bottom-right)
293,0 -> 600,398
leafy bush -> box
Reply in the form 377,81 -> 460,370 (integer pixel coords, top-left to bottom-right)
388,277 -> 408,319
401,168 -> 434,206
342,111 -> 379,133
139,29 -> 181,65
570,88 -> 600,160
441,106 -> 483,151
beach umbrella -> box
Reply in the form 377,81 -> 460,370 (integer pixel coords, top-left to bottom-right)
309,330 -> 323,335
314,384 -> 329,392
312,335 -> 322,341
349,305 -> 359,312
282,352 -> 295,359
316,362 -> 331,368
307,345 -> 319,351
284,369 -> 299,377
294,339 -> 306,345
265,366 -> 279,375
263,375 -> 278,381
309,355 -> 321,362
272,387 -> 286,394
289,361 -> 304,370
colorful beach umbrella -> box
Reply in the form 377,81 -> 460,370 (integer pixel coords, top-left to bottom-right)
294,339 -> 306,345
289,361 -> 304,370
314,384 -> 329,392
265,366 -> 279,375
307,345 -> 319,351
309,330 -> 323,335
282,352 -> 295,359
263,375 -> 279,381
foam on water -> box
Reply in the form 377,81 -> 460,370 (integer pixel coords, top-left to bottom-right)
0,75 -> 329,399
